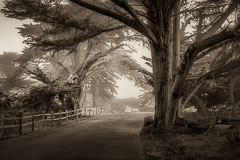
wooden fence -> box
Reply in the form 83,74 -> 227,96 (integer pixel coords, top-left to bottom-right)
0,107 -> 107,140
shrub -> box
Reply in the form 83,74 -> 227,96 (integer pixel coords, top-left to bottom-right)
226,127 -> 240,146
144,115 -> 154,127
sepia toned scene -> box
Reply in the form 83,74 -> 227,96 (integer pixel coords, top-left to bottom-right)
0,0 -> 240,159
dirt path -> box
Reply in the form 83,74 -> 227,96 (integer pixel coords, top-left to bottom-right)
0,112 -> 150,160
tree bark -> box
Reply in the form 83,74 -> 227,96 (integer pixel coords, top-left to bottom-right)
72,80 -> 84,110
229,76 -> 238,104
170,1 -> 181,123
79,85 -> 87,108
147,1 -> 176,127
150,42 -> 171,126
172,1 -> 181,77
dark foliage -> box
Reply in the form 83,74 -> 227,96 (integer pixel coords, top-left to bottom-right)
20,86 -> 59,112
226,127 -> 240,146
0,92 -> 11,110
143,115 -> 154,127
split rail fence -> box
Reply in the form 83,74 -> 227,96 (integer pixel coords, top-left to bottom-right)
0,107 -> 107,140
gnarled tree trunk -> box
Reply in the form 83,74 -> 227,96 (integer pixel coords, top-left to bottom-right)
147,1 -> 175,127
72,79 -> 84,110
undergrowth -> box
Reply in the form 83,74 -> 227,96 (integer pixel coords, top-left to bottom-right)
140,125 -> 240,160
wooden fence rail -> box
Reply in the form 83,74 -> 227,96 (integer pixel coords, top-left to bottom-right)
0,107 -> 107,140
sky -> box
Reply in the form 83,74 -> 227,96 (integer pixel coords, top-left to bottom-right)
0,0 -> 151,99
0,1 -> 29,54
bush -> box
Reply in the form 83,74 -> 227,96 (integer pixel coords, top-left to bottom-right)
226,127 -> 240,146
143,115 -> 154,127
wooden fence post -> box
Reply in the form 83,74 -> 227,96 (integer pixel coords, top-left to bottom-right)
79,109 -> 82,118
66,110 -> 68,121
100,107 -> 103,113
19,111 -> 23,135
96,108 -> 98,115
69,110 -> 71,120
51,111 -> 54,127
75,110 -> 76,119
59,111 -> 62,125
74,110 -> 76,119
0,112 -> 4,140
76,110 -> 78,119
42,111 -> 45,130
32,110 -> 35,132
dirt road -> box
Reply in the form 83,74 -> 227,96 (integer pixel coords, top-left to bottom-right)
0,112 -> 150,160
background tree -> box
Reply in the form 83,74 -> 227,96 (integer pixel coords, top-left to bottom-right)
1,0 -> 128,109
85,52 -> 147,108
0,52 -> 34,93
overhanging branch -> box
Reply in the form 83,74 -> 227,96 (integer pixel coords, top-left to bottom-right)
172,27 -> 240,98
77,45 -> 124,80
69,0 -> 155,42
198,0 -> 240,41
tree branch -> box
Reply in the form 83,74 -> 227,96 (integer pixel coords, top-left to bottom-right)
172,27 -> 240,99
198,0 -> 240,41
69,0 -> 156,42
120,0 -> 157,43
195,39 -> 237,62
45,56 -> 69,74
200,57 -> 240,80
77,45 -> 124,80
74,41 -> 93,75
28,25 -> 126,51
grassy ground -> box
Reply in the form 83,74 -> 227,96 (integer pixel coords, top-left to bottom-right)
140,125 -> 240,160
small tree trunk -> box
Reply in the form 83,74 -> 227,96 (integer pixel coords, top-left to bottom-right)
164,2 -> 182,125
79,85 -> 87,108
91,79 -> 99,108
72,80 -> 84,110
19,111 -> 23,135
32,110 -> 35,132
0,111 -> 4,140
177,98 -> 184,118
172,1 -> 181,77
229,76 -> 238,104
